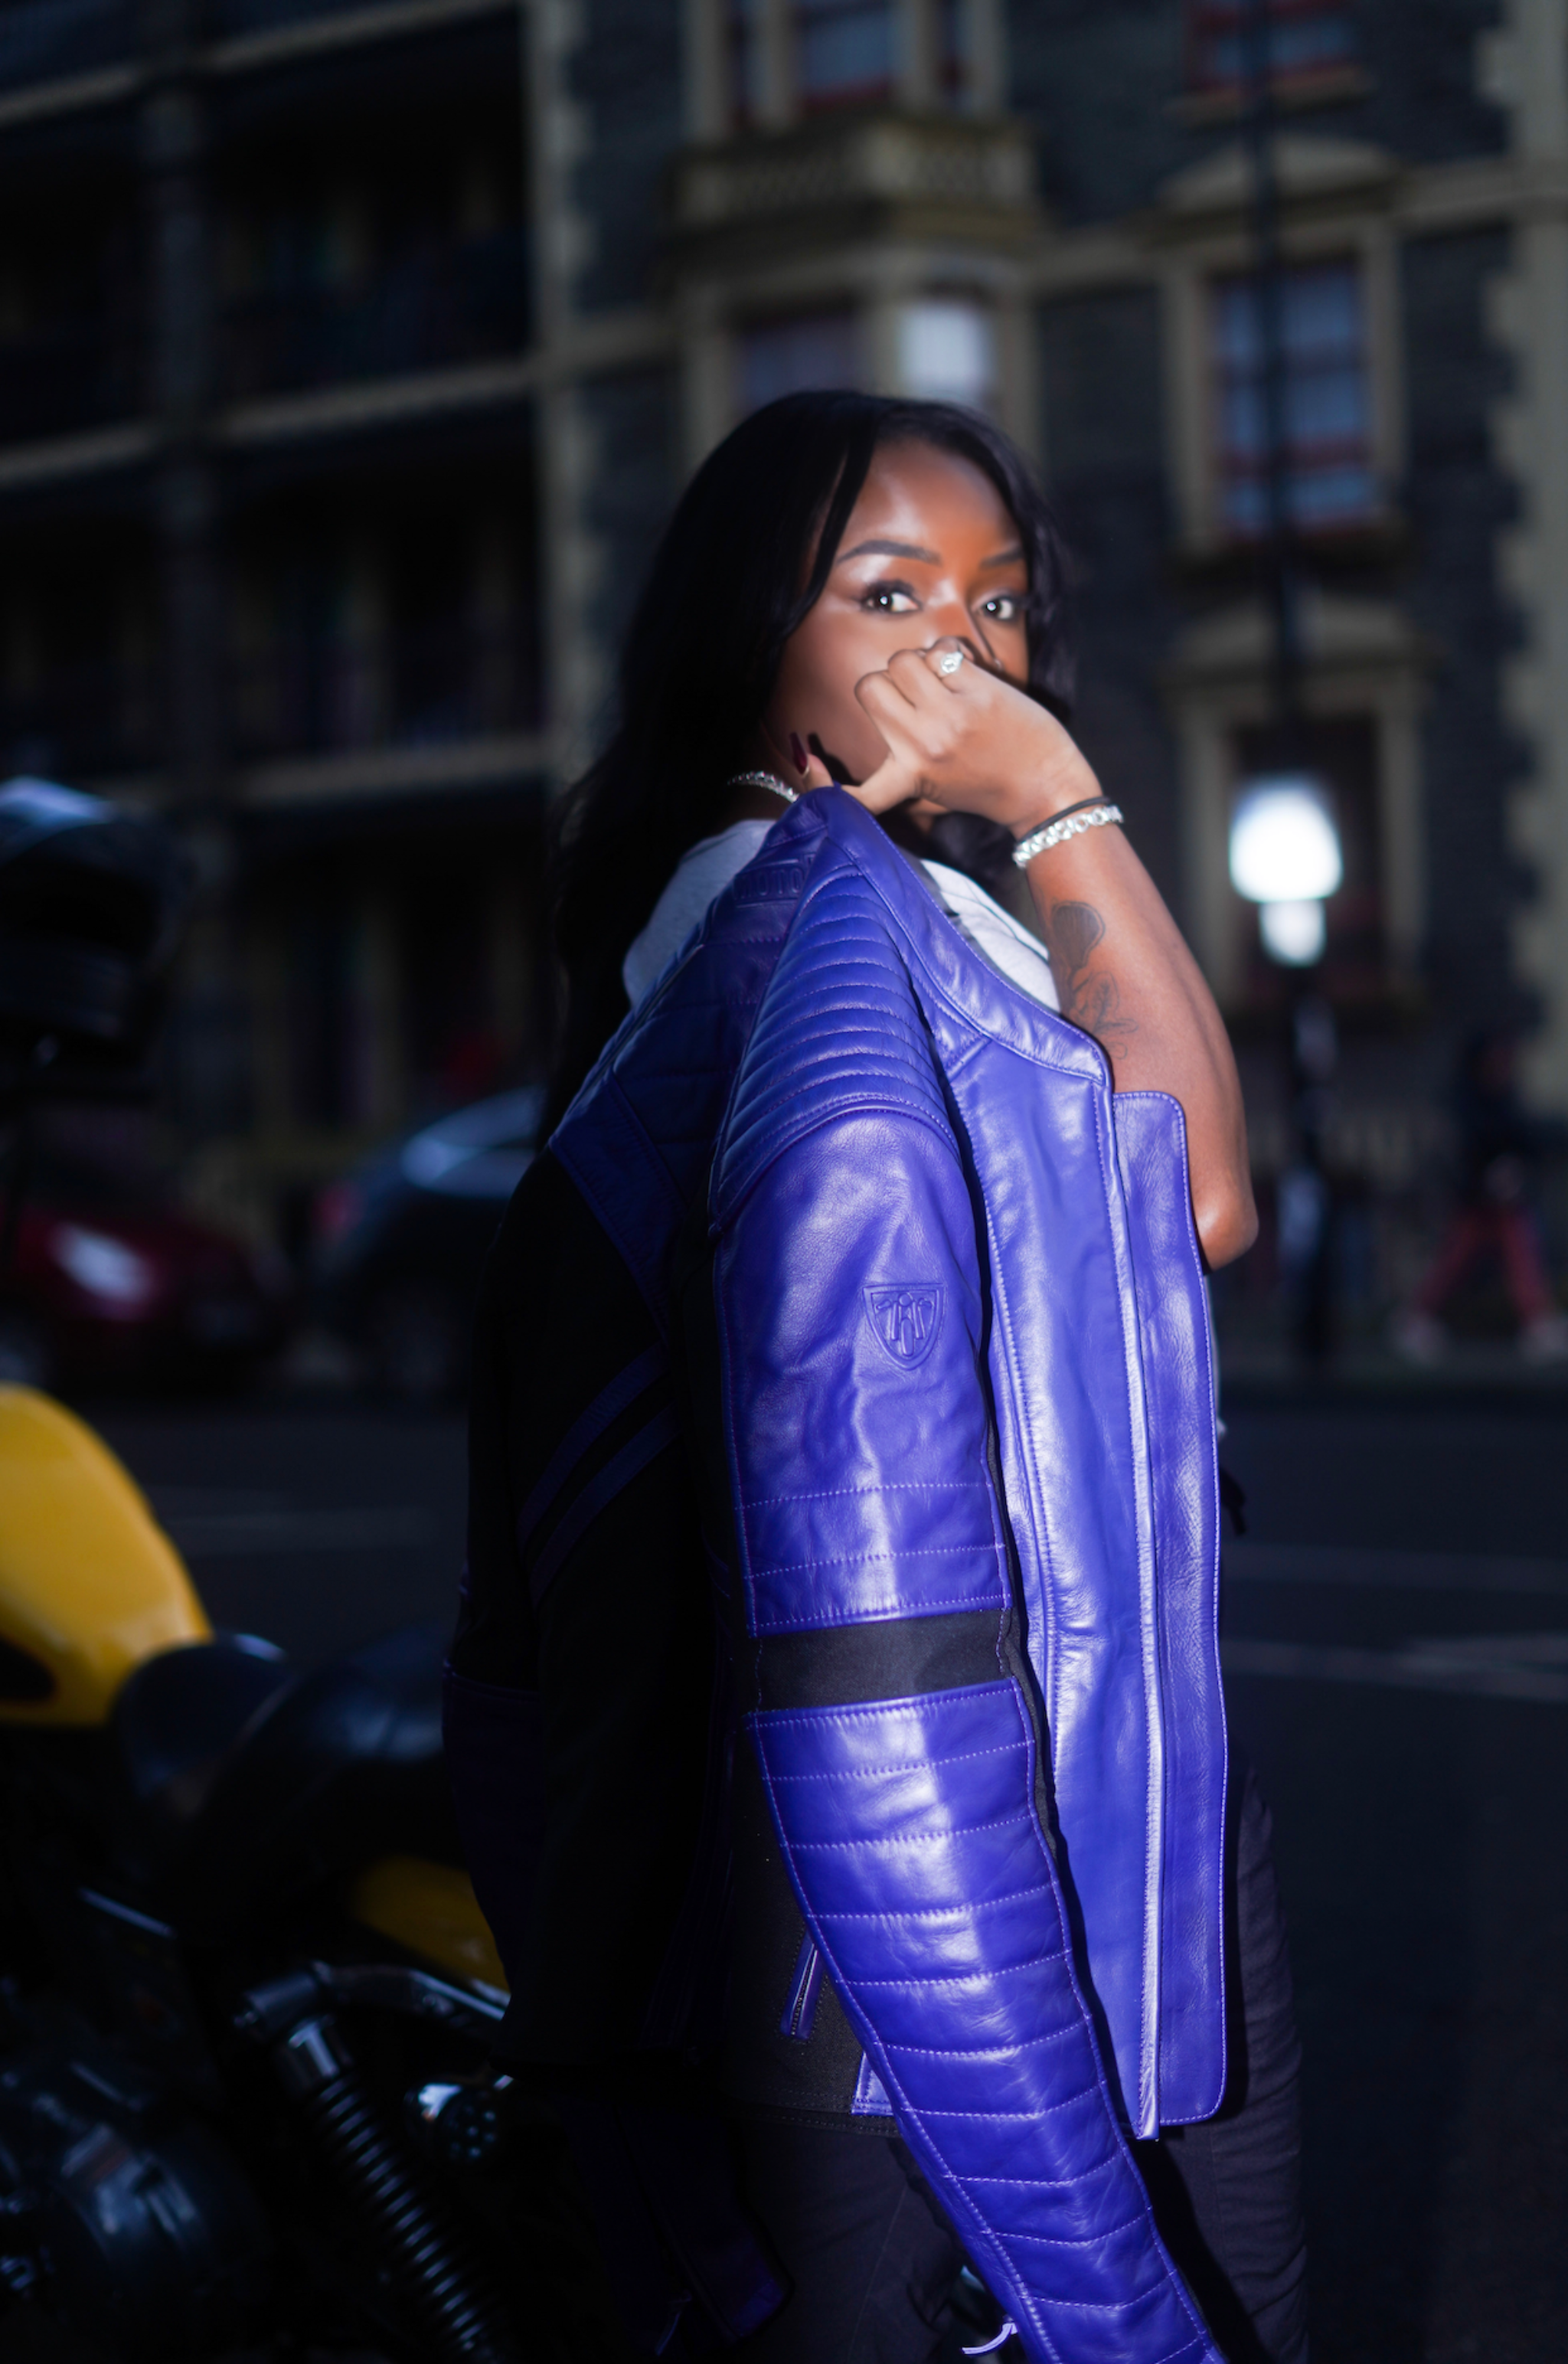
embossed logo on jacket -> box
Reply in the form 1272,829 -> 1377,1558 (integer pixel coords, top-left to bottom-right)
864,1284 -> 944,1368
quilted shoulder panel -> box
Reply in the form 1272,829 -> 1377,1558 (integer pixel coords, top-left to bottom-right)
552,813 -> 829,1332
712,848 -> 956,1234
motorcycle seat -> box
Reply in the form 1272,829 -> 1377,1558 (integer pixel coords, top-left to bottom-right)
116,1620 -> 462,1934
114,1635 -> 294,1826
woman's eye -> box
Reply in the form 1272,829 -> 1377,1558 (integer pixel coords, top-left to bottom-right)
981,593 -> 1022,624
863,585 -> 920,613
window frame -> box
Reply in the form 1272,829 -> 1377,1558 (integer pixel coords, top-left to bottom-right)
1208,251 -> 1377,542
1184,0 -> 1361,101
1159,206 -> 1403,559
685,0 -> 1002,137
792,0 -> 899,115
1164,593 -> 1429,1013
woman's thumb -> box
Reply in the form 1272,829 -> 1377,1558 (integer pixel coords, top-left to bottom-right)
846,747 -> 920,815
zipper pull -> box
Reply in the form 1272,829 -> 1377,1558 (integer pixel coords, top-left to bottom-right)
962,2320 -> 1017,2356
779,1934 -> 823,2042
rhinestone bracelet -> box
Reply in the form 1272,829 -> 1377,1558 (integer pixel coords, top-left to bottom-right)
1011,802 -> 1124,868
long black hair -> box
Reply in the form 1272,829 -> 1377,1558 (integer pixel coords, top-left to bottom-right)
547,391 -> 1074,1118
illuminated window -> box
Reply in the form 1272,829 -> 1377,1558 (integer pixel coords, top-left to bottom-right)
737,311 -> 861,411
1211,260 -> 1374,538
898,299 -> 994,409
793,0 -> 895,110
1187,0 -> 1357,93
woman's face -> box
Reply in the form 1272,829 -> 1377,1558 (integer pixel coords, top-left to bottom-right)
760,439 -> 1031,788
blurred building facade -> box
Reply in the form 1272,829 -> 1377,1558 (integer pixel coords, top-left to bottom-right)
2,0 -> 1565,1294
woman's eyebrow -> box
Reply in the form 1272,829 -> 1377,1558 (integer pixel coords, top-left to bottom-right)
978,545 -> 1026,569
837,537 -> 940,563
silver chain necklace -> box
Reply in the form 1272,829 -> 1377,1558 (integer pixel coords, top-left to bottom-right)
726,770 -> 797,805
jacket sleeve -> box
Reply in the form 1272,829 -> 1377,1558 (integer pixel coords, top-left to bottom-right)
711,1109 -> 1220,2364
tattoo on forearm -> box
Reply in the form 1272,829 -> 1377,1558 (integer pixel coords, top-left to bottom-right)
1047,900 -> 1138,1062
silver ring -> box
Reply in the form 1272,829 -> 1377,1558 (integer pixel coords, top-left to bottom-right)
936,649 -> 965,676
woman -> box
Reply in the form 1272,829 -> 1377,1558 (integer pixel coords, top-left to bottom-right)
453,394 -> 1305,2364
554,401 -> 1250,1266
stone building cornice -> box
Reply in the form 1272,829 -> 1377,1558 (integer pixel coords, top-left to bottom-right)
666,110 -> 1043,279
1148,134 -> 1406,237
1161,593 -> 1434,698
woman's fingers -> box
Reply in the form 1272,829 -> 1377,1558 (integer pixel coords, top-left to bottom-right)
884,644 -> 969,713
858,657 -> 972,734
922,636 -> 975,690
845,639 -> 1085,826
858,658 -> 975,770
851,652 -> 979,811
854,678 -> 939,787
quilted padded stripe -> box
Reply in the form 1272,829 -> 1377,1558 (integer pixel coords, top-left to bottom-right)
711,856 -> 955,1230
1115,1093 -> 1227,2125
750,1683 -> 1218,2364
713,1110 -> 1008,1636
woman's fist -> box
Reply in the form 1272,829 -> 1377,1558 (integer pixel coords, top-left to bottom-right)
846,639 -> 1099,836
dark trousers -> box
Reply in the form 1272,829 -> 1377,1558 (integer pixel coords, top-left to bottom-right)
734,1762 -> 1308,2364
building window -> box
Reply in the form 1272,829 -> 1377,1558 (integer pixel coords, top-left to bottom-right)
721,0 -> 973,126
938,0 -> 969,98
737,311 -> 861,411
1211,259 -> 1374,538
399,869 -> 501,1109
1187,0 -> 1357,95
286,885 -> 358,1130
898,299 -> 995,408
793,0 -> 895,110
727,0 -> 766,123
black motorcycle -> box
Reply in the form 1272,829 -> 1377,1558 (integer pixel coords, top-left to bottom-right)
0,780 -> 601,2362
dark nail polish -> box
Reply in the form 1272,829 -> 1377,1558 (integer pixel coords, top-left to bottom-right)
789,732 -> 808,773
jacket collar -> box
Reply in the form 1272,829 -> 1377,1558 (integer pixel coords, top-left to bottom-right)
773,790 -> 1106,1086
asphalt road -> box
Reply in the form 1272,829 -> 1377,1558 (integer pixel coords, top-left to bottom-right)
75,1385 -> 1568,2364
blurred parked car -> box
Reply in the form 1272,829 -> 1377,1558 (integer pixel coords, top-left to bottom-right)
312,1086 -> 544,1401
0,1163 -> 295,1391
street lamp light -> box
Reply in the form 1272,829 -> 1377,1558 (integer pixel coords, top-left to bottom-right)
1228,774 -> 1343,968
1228,771 -> 1344,1365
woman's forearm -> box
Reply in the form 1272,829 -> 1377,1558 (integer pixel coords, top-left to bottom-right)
1021,826 -> 1257,1269
843,646 -> 1257,1264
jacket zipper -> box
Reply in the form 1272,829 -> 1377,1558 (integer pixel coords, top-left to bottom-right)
779,1934 -> 823,2042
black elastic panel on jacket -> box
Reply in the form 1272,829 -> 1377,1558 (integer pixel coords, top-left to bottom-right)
459,1148 -> 716,2058
751,1610 -> 1003,1712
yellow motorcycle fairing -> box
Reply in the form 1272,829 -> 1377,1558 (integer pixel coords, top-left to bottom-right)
0,1386 -> 211,1725
0,1389 -> 508,1996
349,1854 -> 509,1997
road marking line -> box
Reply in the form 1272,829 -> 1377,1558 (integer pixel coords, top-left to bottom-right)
1223,1633 -> 1568,1704
1225,1545 -> 1568,1596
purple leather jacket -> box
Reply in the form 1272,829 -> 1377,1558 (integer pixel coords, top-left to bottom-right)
550,786 -> 1227,2363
